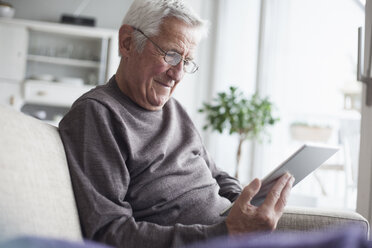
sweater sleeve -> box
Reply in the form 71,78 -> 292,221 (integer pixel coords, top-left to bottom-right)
201,147 -> 242,202
59,99 -> 227,248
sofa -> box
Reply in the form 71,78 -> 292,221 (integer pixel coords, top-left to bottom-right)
0,104 -> 370,245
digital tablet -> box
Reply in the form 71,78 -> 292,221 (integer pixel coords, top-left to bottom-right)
220,144 -> 339,216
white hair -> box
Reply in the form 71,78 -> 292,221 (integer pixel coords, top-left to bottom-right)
122,0 -> 208,52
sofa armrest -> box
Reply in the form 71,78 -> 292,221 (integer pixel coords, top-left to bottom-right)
278,207 -> 370,238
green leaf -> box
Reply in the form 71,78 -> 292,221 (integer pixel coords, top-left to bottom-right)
198,86 -> 279,141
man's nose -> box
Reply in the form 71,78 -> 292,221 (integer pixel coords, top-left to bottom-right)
167,61 -> 185,82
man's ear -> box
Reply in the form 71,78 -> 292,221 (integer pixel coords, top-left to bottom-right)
118,24 -> 135,57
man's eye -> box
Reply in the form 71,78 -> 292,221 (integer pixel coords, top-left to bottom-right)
167,51 -> 179,58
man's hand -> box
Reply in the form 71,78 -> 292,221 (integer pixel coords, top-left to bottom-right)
225,173 -> 294,235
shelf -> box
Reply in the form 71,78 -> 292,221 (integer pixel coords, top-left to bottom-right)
27,54 -> 101,68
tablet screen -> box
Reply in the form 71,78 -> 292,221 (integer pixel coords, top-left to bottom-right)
250,144 -> 339,206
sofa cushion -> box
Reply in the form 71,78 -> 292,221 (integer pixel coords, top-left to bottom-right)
0,105 -> 82,242
278,206 -> 370,238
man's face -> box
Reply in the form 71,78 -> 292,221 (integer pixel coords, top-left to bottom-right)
119,17 -> 200,111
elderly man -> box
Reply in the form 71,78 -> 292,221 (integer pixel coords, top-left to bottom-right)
59,0 -> 294,247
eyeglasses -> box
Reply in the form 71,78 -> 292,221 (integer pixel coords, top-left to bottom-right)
133,27 -> 199,74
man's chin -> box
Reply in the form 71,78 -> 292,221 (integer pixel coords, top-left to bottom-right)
147,95 -> 169,110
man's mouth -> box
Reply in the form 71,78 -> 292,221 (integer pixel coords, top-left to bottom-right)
154,80 -> 174,88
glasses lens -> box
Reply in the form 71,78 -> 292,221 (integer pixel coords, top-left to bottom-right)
164,51 -> 198,74
184,61 -> 198,74
164,51 -> 181,66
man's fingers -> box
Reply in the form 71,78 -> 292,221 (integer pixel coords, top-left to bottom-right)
262,172 -> 292,208
226,176 -> 292,235
238,178 -> 261,205
275,176 -> 295,212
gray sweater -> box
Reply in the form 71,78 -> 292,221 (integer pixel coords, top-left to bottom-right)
59,76 -> 242,248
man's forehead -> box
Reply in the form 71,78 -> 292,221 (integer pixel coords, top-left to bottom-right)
157,17 -> 200,54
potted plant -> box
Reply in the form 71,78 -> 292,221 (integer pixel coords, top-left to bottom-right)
199,86 -> 279,179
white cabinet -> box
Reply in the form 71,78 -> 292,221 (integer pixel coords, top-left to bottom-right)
26,28 -> 111,86
0,23 -> 28,81
0,81 -> 22,109
0,18 -> 120,125
24,80 -> 94,107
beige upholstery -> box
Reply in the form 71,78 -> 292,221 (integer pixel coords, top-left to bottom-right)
279,207 -> 369,238
0,105 -> 82,242
0,104 -> 369,242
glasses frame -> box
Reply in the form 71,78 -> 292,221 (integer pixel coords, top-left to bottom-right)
132,27 -> 199,74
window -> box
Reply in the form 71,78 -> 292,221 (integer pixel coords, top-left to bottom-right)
200,0 -> 365,210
